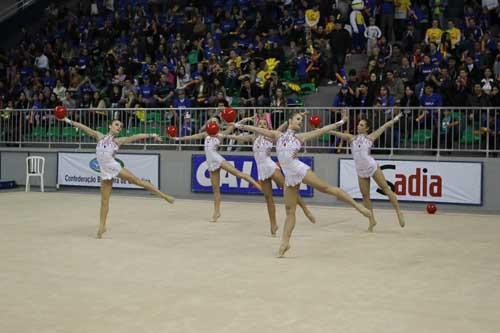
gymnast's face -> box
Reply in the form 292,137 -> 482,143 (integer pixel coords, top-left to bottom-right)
357,120 -> 369,134
288,113 -> 303,131
258,119 -> 269,129
109,120 -> 122,135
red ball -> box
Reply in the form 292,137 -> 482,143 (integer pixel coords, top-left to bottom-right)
206,121 -> 220,136
221,107 -> 237,123
426,203 -> 437,214
166,125 -> 177,137
54,105 -> 67,120
309,115 -> 321,128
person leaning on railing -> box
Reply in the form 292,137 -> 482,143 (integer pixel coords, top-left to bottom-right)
479,110 -> 500,153
439,109 -> 462,150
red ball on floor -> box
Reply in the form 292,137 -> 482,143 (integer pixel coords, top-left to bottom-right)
426,203 -> 437,214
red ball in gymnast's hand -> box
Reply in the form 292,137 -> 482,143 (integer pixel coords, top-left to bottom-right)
166,125 -> 177,137
309,115 -> 321,128
221,107 -> 237,123
206,121 -> 219,136
426,203 -> 437,214
54,105 -> 67,120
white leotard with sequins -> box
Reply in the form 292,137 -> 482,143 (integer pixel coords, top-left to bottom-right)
96,134 -> 122,180
253,135 -> 279,181
276,130 -> 310,186
204,135 -> 225,172
351,134 -> 378,178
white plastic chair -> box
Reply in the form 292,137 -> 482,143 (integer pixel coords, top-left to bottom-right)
26,156 -> 45,192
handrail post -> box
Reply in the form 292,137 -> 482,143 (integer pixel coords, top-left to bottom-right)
436,107 -> 440,159
304,107 -> 308,153
390,108 -> 394,157
486,108 -> 490,158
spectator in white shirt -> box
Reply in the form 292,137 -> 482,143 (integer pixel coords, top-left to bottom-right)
364,17 -> 382,57
53,79 -> 67,101
35,51 -> 49,70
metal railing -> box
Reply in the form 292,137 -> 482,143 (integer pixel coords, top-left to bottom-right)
0,107 -> 499,156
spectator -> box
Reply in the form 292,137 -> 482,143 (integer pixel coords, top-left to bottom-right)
464,55 -> 482,83
268,86 -> 286,127
416,55 -> 438,83
367,71 -> 381,99
377,85 -> 396,110
401,24 -> 417,54
425,20 -> 443,45
400,84 -> 420,108
90,91 -> 107,124
430,0 -> 447,28
353,82 -> 373,108
465,18 -> 483,41
396,57 -> 415,84
480,67 -> 496,95
479,109 -> 500,151
15,91 -> 31,109
176,66 -> 192,90
394,0 -> 411,40
365,17 -> 382,57
328,22 -> 351,84
430,66 -> 454,105
138,76 -> 155,107
34,50 -> 49,70
439,109 -> 461,149
384,70 -> 404,104
380,0 -> 395,43
490,85 -> 500,106
453,69 -> 471,107
494,53 -> 500,81
468,83 -> 491,107
333,85 -> 354,107
417,83 -> 442,130
192,74 -> 209,106
239,76 -> 257,109
446,20 -> 461,50
295,49 -> 308,83
53,80 -> 67,101
62,91 -> 76,109
172,88 -> 194,136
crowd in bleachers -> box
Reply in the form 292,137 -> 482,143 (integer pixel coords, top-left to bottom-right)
332,0 -> 500,107
0,0 -> 499,148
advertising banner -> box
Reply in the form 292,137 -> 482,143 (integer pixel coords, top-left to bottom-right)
191,154 -> 314,197
339,159 -> 482,205
58,153 -> 159,189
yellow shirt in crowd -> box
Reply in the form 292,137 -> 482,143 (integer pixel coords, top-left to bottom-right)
395,0 -> 411,18
446,27 -> 461,48
305,9 -> 320,27
425,28 -> 443,44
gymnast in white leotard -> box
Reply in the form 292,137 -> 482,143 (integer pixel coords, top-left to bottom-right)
173,117 -> 262,222
204,134 -> 225,172
236,111 -> 371,257
58,117 -> 175,239
224,115 -> 315,236
96,134 -> 122,180
329,113 -> 405,232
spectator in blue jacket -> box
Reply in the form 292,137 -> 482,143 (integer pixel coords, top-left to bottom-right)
139,76 -> 155,107
417,83 -> 442,130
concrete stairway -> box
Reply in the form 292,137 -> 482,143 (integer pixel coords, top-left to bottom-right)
304,54 -> 368,107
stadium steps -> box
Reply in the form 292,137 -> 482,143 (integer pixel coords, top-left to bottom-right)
304,54 -> 366,107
